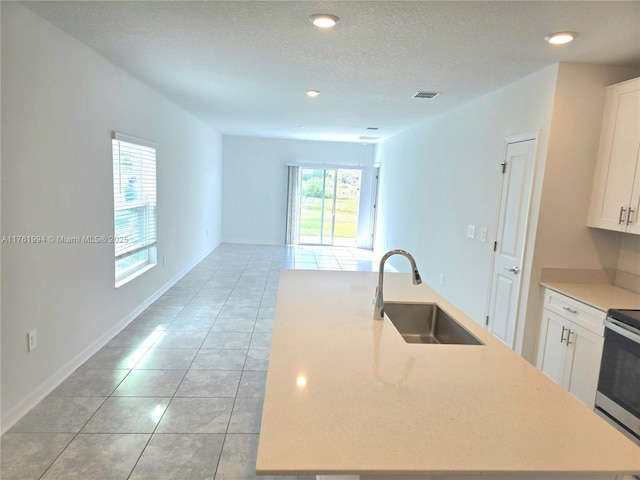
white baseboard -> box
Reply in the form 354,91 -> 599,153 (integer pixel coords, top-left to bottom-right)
1,244 -> 218,434
219,240 -> 284,246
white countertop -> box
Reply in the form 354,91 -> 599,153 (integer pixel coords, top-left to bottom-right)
256,270 -> 640,477
540,282 -> 640,312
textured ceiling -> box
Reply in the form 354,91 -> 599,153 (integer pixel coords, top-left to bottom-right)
23,1 -> 640,143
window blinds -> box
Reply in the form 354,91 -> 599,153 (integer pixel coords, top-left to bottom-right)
112,133 -> 157,282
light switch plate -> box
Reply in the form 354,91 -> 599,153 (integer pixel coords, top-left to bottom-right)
27,329 -> 37,352
467,225 -> 476,239
479,228 -> 488,242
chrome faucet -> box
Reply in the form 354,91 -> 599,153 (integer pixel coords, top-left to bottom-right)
373,249 -> 422,320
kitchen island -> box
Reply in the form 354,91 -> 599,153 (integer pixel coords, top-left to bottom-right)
256,270 -> 640,479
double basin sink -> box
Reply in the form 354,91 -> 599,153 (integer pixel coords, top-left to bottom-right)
384,302 -> 483,345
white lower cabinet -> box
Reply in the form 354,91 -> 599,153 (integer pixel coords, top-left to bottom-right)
537,289 -> 605,408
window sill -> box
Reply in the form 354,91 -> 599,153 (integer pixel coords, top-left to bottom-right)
115,262 -> 156,288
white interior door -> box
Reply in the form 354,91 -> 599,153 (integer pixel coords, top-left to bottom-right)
487,138 -> 536,348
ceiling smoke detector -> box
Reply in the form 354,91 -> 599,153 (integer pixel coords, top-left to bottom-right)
413,92 -> 440,99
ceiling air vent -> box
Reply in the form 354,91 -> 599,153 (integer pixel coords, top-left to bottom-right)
413,91 -> 440,99
359,136 -> 381,141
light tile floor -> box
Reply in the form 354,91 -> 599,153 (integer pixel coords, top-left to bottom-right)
1,243 -> 378,480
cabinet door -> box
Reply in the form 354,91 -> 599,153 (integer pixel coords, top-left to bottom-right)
627,146 -> 640,234
589,78 -> 640,231
539,310 -> 569,386
564,321 -> 605,408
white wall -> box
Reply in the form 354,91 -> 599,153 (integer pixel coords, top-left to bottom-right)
374,62 -> 640,362
374,65 -> 559,334
616,234 -> 640,292
1,3 -> 222,429
531,63 -> 640,273
618,235 -> 640,275
523,63 -> 640,358
221,136 -> 375,245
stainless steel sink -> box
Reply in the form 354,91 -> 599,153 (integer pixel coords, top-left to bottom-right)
384,302 -> 484,345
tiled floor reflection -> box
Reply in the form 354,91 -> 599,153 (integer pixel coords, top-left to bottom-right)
1,243 -> 375,480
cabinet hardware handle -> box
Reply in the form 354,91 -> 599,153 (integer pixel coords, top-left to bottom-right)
562,306 -> 578,314
627,208 -> 635,225
560,325 -> 568,343
619,206 -> 627,224
566,329 -> 573,346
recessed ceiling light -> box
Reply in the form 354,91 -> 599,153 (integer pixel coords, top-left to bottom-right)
544,31 -> 578,45
306,90 -> 320,97
309,14 -> 340,29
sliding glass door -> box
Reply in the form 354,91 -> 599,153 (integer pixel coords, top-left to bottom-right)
333,169 -> 362,246
299,168 -> 335,245
295,167 -> 362,246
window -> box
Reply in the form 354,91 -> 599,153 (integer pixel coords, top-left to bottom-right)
112,132 -> 157,287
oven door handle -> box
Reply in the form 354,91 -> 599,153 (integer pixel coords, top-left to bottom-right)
604,318 -> 640,343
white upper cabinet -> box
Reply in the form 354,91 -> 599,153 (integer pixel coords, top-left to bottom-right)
588,77 -> 640,234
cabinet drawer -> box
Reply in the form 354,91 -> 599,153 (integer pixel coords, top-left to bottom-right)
544,289 -> 605,336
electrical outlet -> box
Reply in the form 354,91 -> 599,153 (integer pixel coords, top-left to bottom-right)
27,329 -> 37,352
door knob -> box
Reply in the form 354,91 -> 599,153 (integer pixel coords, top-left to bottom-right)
503,266 -> 520,275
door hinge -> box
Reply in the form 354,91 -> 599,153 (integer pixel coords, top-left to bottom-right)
485,315 -> 489,326
500,161 -> 506,174
493,241 -> 497,251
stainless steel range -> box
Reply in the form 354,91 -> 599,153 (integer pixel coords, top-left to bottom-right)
595,308 -> 640,448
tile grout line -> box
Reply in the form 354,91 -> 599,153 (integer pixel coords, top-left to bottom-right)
114,264 -> 219,480
6,245 -> 374,480
213,245 -> 263,479
127,256 -> 244,479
